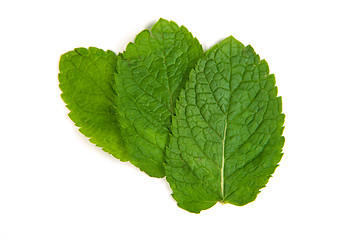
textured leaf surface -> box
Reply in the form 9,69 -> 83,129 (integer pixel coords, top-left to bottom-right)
165,36 -> 285,213
59,47 -> 127,160
115,19 -> 203,177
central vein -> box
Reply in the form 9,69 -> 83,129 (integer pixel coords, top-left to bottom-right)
221,119 -> 227,200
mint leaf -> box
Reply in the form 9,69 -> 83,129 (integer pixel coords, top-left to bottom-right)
115,19 -> 204,177
59,47 -> 128,161
165,36 -> 285,213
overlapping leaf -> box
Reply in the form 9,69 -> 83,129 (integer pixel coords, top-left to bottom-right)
115,19 -> 203,177
165,36 -> 285,213
59,47 -> 128,160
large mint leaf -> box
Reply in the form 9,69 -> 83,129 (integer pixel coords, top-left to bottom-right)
115,19 -> 204,177
59,47 -> 128,161
165,36 -> 285,213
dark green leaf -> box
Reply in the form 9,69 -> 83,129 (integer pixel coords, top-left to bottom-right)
115,19 -> 204,177
165,36 -> 285,213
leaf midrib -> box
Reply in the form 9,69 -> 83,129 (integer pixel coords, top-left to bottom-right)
221,119 -> 227,200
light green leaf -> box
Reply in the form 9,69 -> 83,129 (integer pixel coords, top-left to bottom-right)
165,36 -> 285,213
59,47 -> 128,161
115,19 -> 204,177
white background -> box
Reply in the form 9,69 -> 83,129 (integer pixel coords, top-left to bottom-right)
1,0 -> 359,239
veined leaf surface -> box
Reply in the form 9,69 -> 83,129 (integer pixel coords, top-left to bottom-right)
59,47 -> 128,160
115,19 -> 204,177
165,36 -> 285,213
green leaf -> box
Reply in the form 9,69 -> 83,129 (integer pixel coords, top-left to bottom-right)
59,47 -> 128,161
165,36 -> 285,213
115,19 -> 204,177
